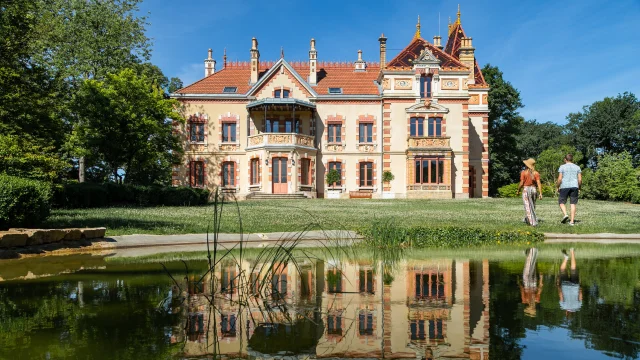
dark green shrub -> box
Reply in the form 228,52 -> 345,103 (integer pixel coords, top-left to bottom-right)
363,223 -> 543,249
0,174 -> 52,229
497,183 -> 555,198
53,182 -> 210,208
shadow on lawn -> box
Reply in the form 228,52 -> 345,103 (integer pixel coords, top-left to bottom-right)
42,212 -> 181,233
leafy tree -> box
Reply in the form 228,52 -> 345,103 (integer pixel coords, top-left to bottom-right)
536,145 -> 583,189
482,64 -> 525,195
168,77 -> 184,94
566,92 -> 640,167
0,1 -> 69,147
32,0 -> 151,83
0,135 -> 69,182
581,152 -> 640,203
517,120 -> 569,159
72,69 -> 184,185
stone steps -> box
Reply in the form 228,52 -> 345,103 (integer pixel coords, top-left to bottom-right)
248,193 -> 309,200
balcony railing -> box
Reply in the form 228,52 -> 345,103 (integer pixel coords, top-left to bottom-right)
247,133 -> 315,149
408,137 -> 450,149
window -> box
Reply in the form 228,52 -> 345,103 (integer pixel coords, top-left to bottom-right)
301,158 -> 311,185
190,161 -> 205,187
282,89 -> 290,98
190,123 -> 205,142
359,162 -> 373,187
222,162 -> 235,186
266,119 -> 280,133
328,123 -> 341,143
429,319 -> 444,340
222,122 -> 236,142
328,162 -> 342,186
250,158 -> 260,185
221,265 -> 236,293
187,313 -> 205,341
358,311 -> 374,336
410,320 -> 426,340
359,123 -> 373,143
327,269 -> 343,293
410,117 -> 424,137
420,76 -> 432,98
427,117 -> 442,137
221,314 -> 237,337
414,158 -> 444,184
328,87 -> 343,94
415,273 -> 444,298
271,273 -> 287,298
223,86 -> 237,93
274,89 -> 290,98
327,314 -> 343,335
359,269 -> 374,294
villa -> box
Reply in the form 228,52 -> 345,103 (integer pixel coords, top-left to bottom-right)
171,8 -> 489,199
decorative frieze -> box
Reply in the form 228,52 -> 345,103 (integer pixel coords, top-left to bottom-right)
408,137 -> 451,149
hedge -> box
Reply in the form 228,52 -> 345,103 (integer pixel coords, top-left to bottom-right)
53,182 -> 210,208
362,222 -> 544,249
0,174 -> 52,229
497,183 -> 555,198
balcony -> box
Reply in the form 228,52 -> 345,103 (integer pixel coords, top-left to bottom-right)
408,137 -> 450,149
247,133 -> 316,150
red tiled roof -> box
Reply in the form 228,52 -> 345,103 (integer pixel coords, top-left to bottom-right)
176,60 -> 381,96
386,37 -> 468,69
444,23 -> 466,59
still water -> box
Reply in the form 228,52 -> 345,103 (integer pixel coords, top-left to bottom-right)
1,248 -> 640,359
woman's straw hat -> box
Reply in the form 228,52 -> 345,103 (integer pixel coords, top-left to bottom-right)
523,158 -> 536,170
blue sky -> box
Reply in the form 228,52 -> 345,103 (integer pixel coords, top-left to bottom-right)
138,0 -> 640,124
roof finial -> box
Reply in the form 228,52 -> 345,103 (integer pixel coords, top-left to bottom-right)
457,4 -> 461,22
414,15 -> 421,38
223,48 -> 227,68
280,46 -> 284,58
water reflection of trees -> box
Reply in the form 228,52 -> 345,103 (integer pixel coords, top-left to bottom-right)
490,257 -> 640,359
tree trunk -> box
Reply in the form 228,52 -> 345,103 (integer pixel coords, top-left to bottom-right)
79,156 -> 86,183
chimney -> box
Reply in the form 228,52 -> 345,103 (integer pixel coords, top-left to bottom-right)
309,38 -> 317,85
459,37 -> 475,83
378,33 -> 387,68
223,48 -> 227,68
204,48 -> 216,77
354,50 -> 367,72
433,35 -> 443,50
250,37 -> 260,84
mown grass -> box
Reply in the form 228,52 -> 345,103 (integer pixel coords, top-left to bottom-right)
44,198 -> 640,236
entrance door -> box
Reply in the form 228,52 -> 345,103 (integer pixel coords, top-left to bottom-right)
272,157 -> 288,194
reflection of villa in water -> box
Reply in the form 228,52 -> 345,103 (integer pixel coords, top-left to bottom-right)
171,259 -> 489,359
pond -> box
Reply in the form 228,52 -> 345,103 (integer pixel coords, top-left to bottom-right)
1,246 -> 640,359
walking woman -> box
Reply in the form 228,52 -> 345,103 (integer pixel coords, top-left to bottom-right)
517,158 -> 543,226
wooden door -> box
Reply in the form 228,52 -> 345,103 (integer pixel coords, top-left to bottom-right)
272,157 -> 288,194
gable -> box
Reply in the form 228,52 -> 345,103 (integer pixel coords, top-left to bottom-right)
387,38 -> 467,69
248,60 -> 315,98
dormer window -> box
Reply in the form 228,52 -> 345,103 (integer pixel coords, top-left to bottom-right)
328,87 -> 343,94
419,76 -> 432,98
223,86 -> 237,93
274,89 -> 290,98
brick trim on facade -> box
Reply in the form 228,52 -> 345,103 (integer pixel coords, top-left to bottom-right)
461,103 -> 470,196
355,158 -> 377,189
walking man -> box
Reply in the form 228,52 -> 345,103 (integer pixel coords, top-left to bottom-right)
556,154 -> 582,225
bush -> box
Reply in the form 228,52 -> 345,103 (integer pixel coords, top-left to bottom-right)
0,174 -> 52,229
581,152 -> 640,203
53,182 -> 209,208
497,183 -> 555,198
363,222 -> 544,249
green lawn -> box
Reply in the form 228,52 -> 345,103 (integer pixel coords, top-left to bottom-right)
43,198 -> 640,236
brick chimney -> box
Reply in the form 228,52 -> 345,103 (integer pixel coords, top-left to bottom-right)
378,33 -> 387,68
309,38 -> 317,85
204,48 -> 216,77
250,37 -> 260,84
354,50 -> 367,72
459,37 -> 475,83
433,35 -> 443,50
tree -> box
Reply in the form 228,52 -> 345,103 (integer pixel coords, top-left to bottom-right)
566,92 -> 640,167
482,64 -> 525,195
0,1 -> 69,147
0,134 -> 69,183
581,152 -> 640,203
73,69 -> 184,185
536,145 -> 583,189
168,77 -> 184,94
517,120 -> 569,159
